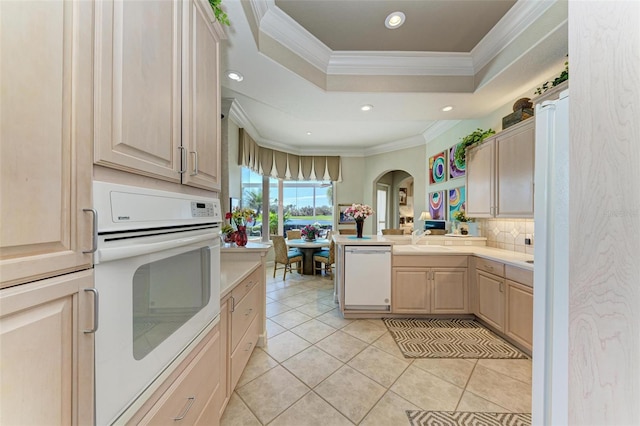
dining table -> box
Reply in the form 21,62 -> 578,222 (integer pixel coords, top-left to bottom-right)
285,238 -> 331,275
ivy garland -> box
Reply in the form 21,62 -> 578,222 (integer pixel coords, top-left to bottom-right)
454,128 -> 496,165
208,0 -> 230,26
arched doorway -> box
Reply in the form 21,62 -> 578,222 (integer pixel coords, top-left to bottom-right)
374,170 -> 414,234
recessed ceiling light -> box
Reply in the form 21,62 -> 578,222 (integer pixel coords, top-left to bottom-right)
306,132 -> 312,136
361,104 -> 374,111
385,11 -> 405,29
442,106 -> 454,112
226,70 -> 244,82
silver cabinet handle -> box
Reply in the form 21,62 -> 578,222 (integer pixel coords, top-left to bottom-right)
84,288 -> 99,333
82,209 -> 98,254
190,151 -> 199,176
173,396 -> 195,421
244,308 -> 253,317
499,282 -> 504,293
246,280 -> 254,288
230,296 -> 235,312
178,146 -> 186,174
244,342 -> 254,352
485,264 -> 494,271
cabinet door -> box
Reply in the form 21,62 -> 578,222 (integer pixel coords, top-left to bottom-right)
182,0 -> 223,190
465,139 -> 495,217
0,270 -> 95,425
476,271 -> 505,331
431,268 -> 469,314
94,0 -> 182,182
496,120 -> 535,217
505,280 -> 533,351
392,269 -> 430,314
0,0 -> 94,288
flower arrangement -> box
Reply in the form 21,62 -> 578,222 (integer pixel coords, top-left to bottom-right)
301,224 -> 321,240
225,207 -> 257,229
452,210 -> 473,223
343,203 -> 374,221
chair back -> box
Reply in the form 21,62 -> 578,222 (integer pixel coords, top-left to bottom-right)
286,229 -> 301,240
382,228 -> 404,235
328,240 -> 335,263
325,230 -> 333,241
339,228 -> 356,235
271,235 -> 289,263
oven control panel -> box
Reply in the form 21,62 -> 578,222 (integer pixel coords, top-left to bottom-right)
191,201 -> 218,218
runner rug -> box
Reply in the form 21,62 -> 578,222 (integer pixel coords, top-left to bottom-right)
406,410 -> 531,426
382,318 -> 528,359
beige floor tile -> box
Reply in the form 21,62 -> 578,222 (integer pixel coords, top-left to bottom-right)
316,308 -> 354,329
360,390 -> 421,426
236,348 -> 279,388
290,319 -> 337,343
220,392 -> 261,426
456,390 -> 511,412
315,330 -> 368,362
280,292 -> 320,308
411,358 -> 477,388
295,300 -> 335,317
391,365 -> 464,411
341,319 -> 387,343
266,319 -> 286,338
236,366 -> 309,424
266,301 -> 293,318
371,332 -> 410,360
270,392 -> 353,426
315,365 -> 386,424
268,286 -> 309,302
263,330 -> 311,362
466,364 -> 532,413
270,310 -> 313,329
318,295 -> 338,306
282,346 -> 344,388
348,346 -> 411,387
476,359 -> 532,384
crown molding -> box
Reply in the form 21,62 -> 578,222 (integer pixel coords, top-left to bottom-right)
327,51 -> 474,76
364,134 -> 427,157
422,120 -> 463,144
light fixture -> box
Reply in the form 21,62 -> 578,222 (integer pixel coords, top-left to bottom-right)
306,132 -> 312,136
361,104 -> 374,111
419,211 -> 432,221
385,11 -> 406,29
442,106 -> 454,112
226,70 -> 244,82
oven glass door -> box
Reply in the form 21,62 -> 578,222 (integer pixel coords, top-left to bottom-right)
95,229 -> 220,425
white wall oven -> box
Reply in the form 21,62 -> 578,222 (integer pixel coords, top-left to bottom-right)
92,182 -> 221,425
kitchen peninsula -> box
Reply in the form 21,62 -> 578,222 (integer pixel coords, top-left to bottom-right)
333,234 -> 534,354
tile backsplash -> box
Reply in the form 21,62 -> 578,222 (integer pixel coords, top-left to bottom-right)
475,218 -> 534,255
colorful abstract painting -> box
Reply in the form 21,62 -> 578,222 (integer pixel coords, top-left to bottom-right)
449,143 -> 466,179
429,151 -> 447,184
448,186 -> 466,219
428,191 -> 446,220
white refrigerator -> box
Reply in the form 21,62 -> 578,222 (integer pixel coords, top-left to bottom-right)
532,89 -> 569,425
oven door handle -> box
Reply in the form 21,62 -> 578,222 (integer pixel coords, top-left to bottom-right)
97,233 -> 217,263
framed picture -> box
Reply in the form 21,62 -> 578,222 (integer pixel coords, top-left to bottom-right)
338,204 -> 356,224
399,187 -> 408,205
449,143 -> 466,179
429,151 -> 447,184
448,186 -> 466,219
230,197 -> 240,211
428,190 -> 446,220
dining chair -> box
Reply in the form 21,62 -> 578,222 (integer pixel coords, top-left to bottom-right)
313,240 -> 335,277
381,228 -> 404,235
271,235 -> 303,279
338,228 -> 356,235
286,229 -> 301,240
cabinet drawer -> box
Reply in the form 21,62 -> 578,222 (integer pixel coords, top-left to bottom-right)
230,266 -> 262,305
393,255 -> 468,268
230,315 -> 260,390
230,281 -> 260,351
505,280 -> 533,351
505,265 -> 533,287
475,257 -> 505,277
139,325 -> 221,425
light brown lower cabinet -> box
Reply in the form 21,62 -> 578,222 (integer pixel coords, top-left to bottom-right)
475,270 -> 506,331
0,270 -> 95,425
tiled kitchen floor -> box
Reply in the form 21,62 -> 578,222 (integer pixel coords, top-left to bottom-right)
221,270 -> 532,426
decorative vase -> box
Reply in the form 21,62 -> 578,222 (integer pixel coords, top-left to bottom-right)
235,225 -> 248,247
356,219 -> 364,238
305,236 -> 316,242
223,232 -> 236,244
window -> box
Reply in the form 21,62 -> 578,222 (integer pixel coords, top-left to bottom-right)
240,168 -> 333,237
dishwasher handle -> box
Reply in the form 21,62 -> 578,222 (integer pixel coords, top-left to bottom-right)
345,247 -> 391,255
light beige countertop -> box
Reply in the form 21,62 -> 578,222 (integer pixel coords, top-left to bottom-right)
220,241 -> 272,253
332,235 -> 397,245
220,260 -> 261,297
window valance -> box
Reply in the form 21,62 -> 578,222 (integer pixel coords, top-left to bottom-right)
238,129 -> 341,181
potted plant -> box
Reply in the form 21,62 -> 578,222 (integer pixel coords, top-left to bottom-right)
225,207 -> 257,246
208,0 -> 230,26
452,211 -> 478,236
301,224 -> 321,241
343,203 -> 375,238
454,128 -> 496,166
221,223 -> 235,244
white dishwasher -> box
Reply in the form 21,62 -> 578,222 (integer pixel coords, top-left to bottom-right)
344,245 -> 392,311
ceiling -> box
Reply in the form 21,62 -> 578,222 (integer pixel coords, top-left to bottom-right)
219,0 -> 568,156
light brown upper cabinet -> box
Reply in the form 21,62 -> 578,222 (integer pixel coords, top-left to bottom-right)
0,0 -> 94,288
466,119 -> 535,218
94,0 -> 225,191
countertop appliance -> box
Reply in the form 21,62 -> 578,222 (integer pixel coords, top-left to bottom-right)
343,245 -> 391,310
92,182 -> 222,425
532,90 -> 569,425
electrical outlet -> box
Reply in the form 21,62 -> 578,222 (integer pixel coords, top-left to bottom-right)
525,234 -> 533,245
